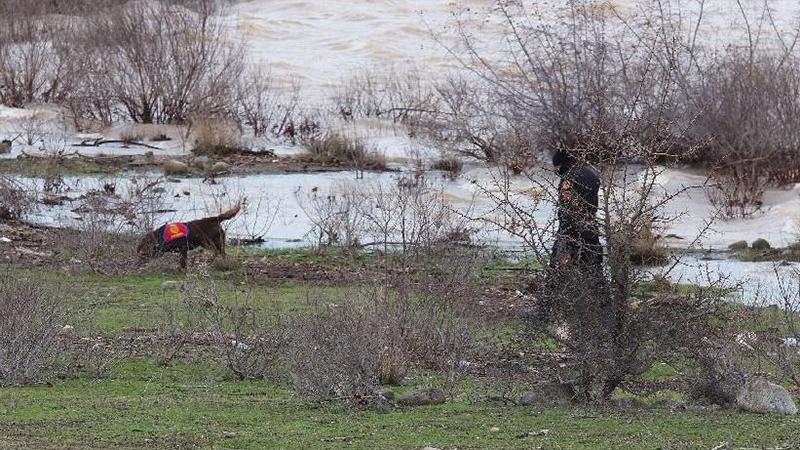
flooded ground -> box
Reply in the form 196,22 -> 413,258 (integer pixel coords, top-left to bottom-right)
9,163 -> 799,304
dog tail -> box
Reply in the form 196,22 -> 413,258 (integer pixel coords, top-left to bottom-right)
216,203 -> 241,222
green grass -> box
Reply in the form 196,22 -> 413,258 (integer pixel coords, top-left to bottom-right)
2,264 -> 346,334
1,360 -> 798,450
1,257 -> 798,449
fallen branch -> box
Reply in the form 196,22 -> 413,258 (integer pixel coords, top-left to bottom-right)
74,138 -> 162,150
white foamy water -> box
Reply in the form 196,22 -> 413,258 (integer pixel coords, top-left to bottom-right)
228,0 -> 800,95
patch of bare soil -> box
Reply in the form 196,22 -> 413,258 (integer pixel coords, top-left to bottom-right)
0,221 -> 56,266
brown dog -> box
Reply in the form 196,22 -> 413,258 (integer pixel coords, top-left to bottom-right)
136,204 -> 241,268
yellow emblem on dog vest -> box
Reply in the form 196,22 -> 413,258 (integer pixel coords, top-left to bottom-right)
163,222 -> 189,242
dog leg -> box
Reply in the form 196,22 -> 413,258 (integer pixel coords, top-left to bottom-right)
218,230 -> 226,257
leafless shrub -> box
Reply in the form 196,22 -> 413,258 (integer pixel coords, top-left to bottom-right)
16,111 -> 49,146
117,176 -> 167,234
426,2 -> 673,166
332,69 -> 387,121
331,67 -> 439,126
437,0 -> 758,403
289,280 -> 474,402
156,267 -> 287,379
297,174 -> 471,255
730,269 -> 800,389
229,195 -> 281,246
74,0 -> 245,124
236,67 -> 300,138
357,174 -> 472,255
421,75 -> 522,163
0,1 -> 77,107
297,183 -> 367,251
431,156 -> 463,180
687,346 -> 747,407
0,275 -> 68,385
0,176 -> 36,221
695,53 -> 800,218
58,183 -> 145,273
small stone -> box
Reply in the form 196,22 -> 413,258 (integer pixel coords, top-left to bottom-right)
610,397 -> 647,409
209,161 -> 231,175
230,340 -> 250,351
736,377 -> 797,414
379,389 -> 395,401
751,238 -> 772,251
652,399 -> 688,410
519,393 -> 538,406
728,240 -> 748,251
489,426 -> 500,433
163,159 -> 189,176
397,388 -> 446,407
223,431 -> 236,439
519,382 -> 576,406
0,237 -> 10,243
190,156 -> 210,169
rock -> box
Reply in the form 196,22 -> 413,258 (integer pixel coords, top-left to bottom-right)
161,281 -> 183,291
519,382 -> 576,406
735,377 -> 797,414
379,389 -> 395,401
397,388 -> 446,407
0,139 -> 11,154
15,247 -> 51,258
162,159 -> 189,176
751,238 -> 772,251
209,161 -> 231,175
42,195 -> 70,206
223,431 -> 236,439
421,447 -> 442,450
489,426 -> 500,432
230,340 -> 250,351
190,156 -> 210,169
519,393 -> 538,406
728,240 -> 749,251
610,397 -> 647,409
652,399 -> 688,410
0,237 -> 10,243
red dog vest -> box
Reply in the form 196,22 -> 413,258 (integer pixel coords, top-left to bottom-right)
162,222 -> 189,243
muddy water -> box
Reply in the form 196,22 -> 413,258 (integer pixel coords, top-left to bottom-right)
229,0 -> 800,94
13,166 -> 800,304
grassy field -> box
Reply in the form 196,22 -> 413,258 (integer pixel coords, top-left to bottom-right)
2,359 -> 799,449
1,254 -> 798,449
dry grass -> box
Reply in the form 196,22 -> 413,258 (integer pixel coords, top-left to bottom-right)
303,132 -> 386,170
191,116 -> 245,156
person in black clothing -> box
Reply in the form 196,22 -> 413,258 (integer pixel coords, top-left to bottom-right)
528,149 -> 603,326
550,149 -> 602,275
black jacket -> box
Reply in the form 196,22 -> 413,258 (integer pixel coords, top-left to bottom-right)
552,161 -> 601,269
